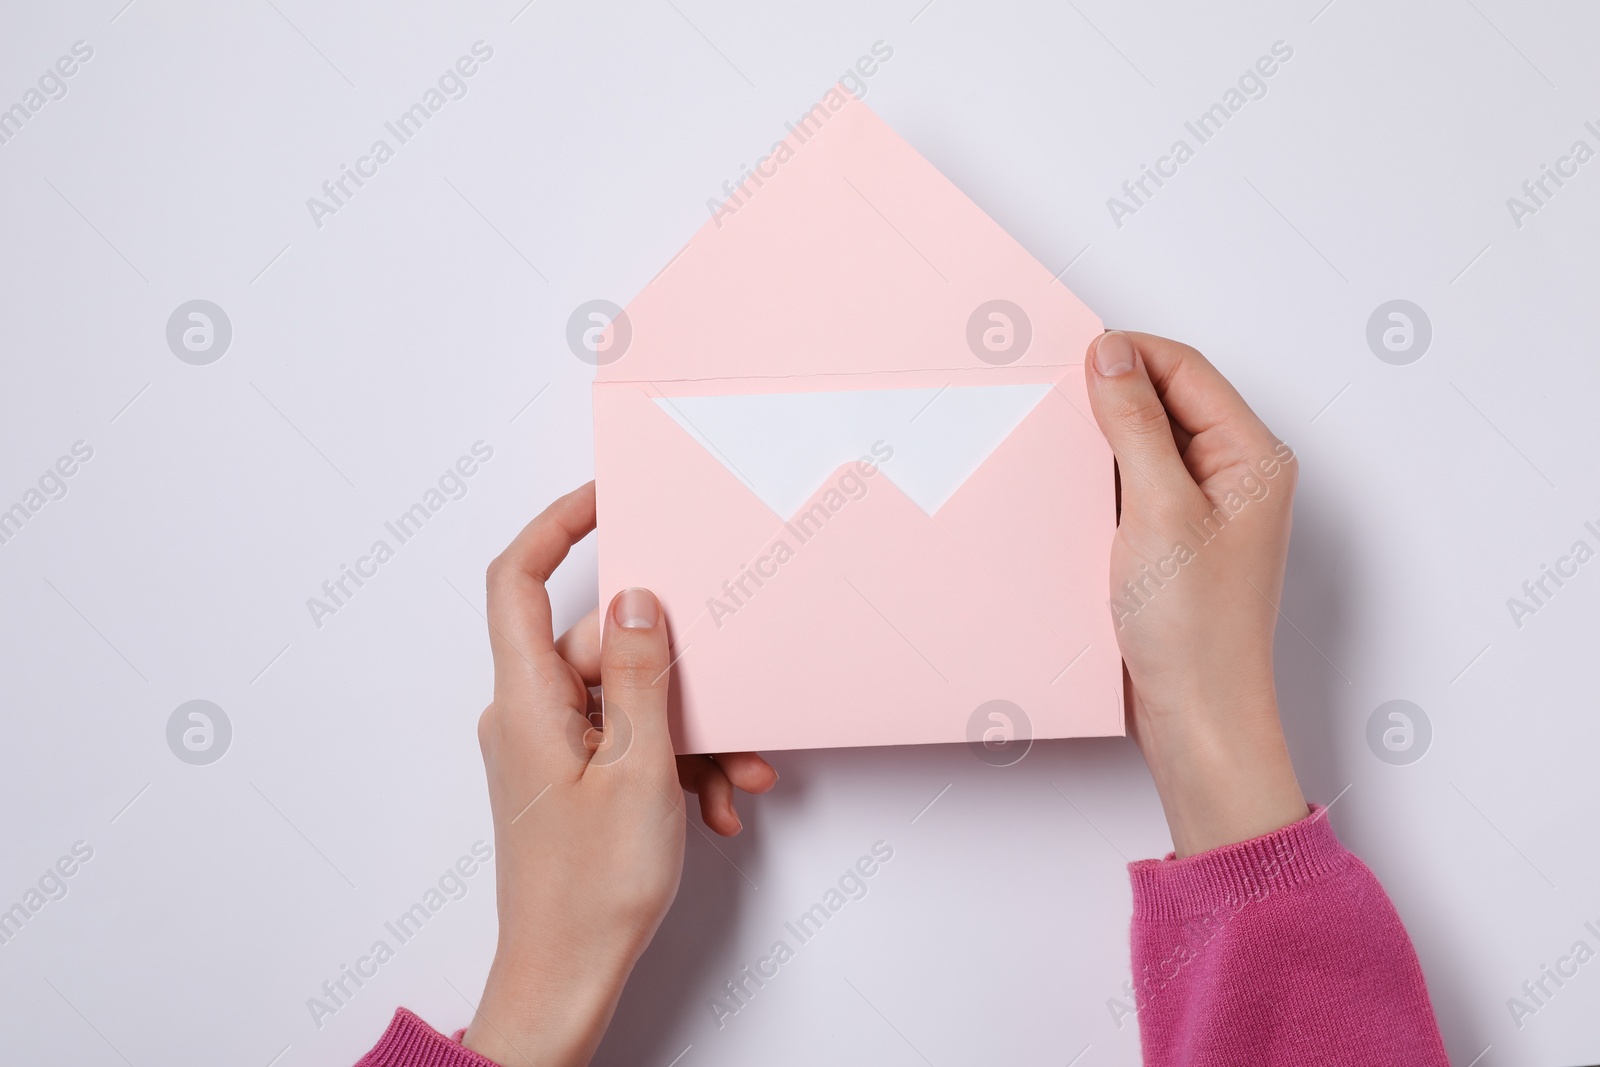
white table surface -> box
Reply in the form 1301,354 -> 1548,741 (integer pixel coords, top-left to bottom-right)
2,2 -> 1596,1065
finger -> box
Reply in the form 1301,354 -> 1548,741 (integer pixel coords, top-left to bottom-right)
1168,411 -> 1194,457
677,755 -> 742,835
711,752 -> 778,795
594,587 -> 674,770
485,482 -> 595,677
555,607 -> 602,687
1119,332 -> 1273,444
1084,332 -> 1197,504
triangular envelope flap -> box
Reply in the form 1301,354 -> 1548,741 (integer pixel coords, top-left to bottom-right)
651,383 -> 1051,519
597,90 -> 1102,384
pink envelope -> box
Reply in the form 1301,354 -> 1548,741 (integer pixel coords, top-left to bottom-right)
593,88 -> 1122,754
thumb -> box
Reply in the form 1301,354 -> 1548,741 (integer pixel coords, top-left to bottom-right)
1084,331 -> 1195,508
593,587 -> 674,771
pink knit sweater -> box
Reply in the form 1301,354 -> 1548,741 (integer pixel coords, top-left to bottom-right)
355,807 -> 1448,1066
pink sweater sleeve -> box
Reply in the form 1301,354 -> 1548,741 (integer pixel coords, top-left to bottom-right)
353,1009 -> 497,1067
1125,805 -> 1449,1066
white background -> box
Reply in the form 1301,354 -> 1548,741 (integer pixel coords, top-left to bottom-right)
2,2 -> 1597,1065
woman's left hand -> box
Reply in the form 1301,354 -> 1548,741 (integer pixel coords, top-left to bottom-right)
463,482 -> 776,1067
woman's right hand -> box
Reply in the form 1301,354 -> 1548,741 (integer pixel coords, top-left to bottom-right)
1083,331 -> 1309,857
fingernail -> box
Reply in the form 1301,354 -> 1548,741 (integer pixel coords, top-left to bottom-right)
612,587 -> 659,629
1094,331 -> 1136,377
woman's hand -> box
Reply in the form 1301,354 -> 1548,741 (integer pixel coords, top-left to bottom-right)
1084,331 -> 1309,857
463,483 -> 775,1066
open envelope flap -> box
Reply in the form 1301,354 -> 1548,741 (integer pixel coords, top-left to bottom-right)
594,88 -> 1102,384
594,366 -> 1124,754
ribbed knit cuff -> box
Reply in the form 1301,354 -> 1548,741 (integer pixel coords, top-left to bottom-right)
1128,805 -> 1350,922
356,1008 -> 501,1067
